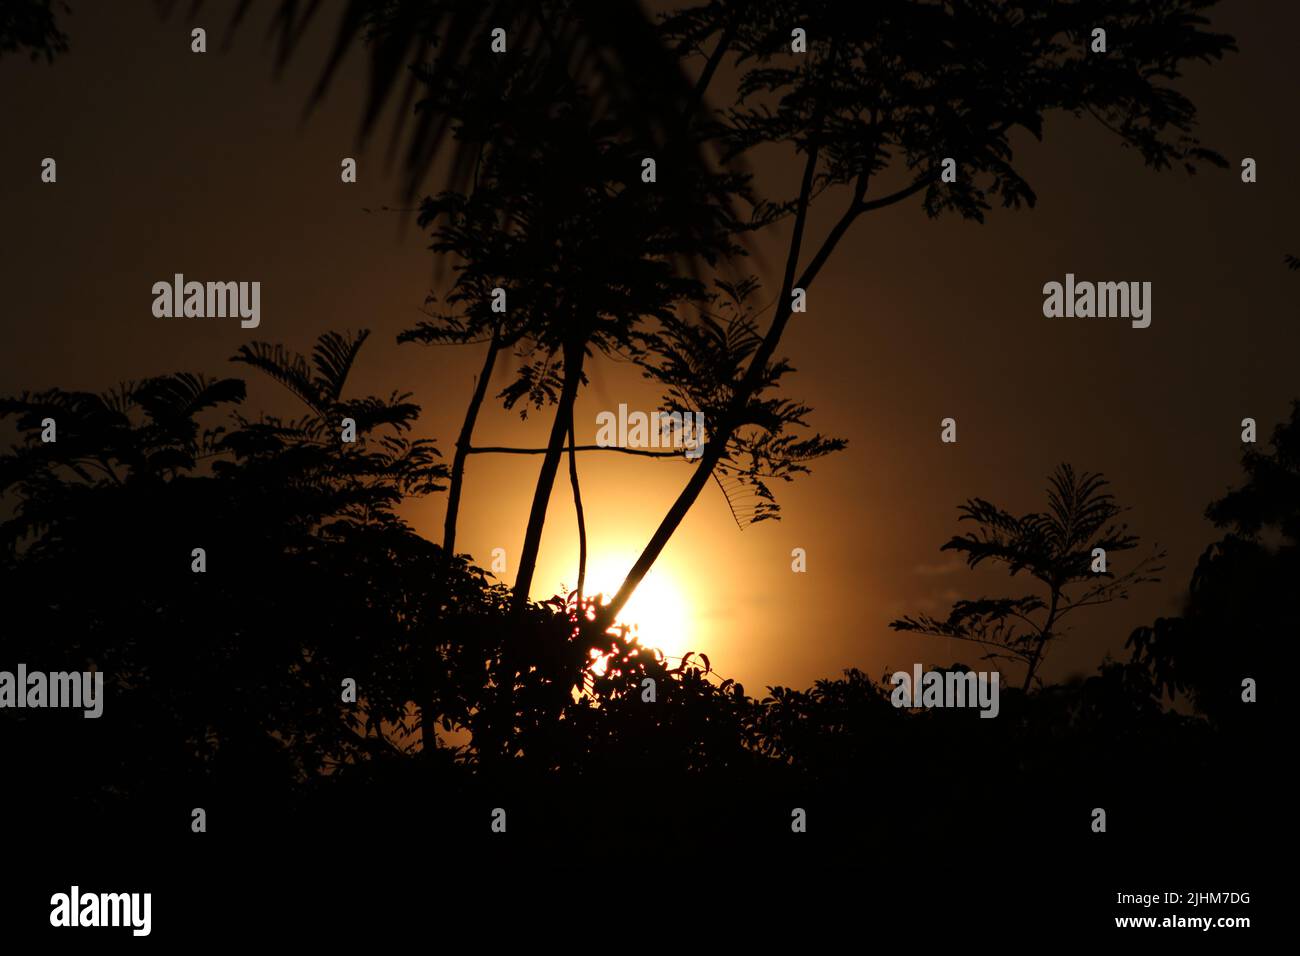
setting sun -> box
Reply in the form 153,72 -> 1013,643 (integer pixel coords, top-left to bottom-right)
583,556 -> 693,662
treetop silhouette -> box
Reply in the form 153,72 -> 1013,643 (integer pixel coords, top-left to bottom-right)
600,0 -> 1234,626
892,464 -> 1164,691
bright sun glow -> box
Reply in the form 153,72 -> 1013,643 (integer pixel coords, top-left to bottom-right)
583,557 -> 692,663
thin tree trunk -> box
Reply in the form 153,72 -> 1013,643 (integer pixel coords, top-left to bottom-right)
689,15 -> 738,112
567,412 -> 587,603
599,96 -> 828,628
597,164 -> 931,629
596,56 -> 937,629
511,339 -> 585,610
1022,589 -> 1060,693
443,327 -> 502,560
423,328 -> 499,762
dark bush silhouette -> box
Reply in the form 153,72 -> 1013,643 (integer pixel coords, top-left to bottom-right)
0,337 -> 1279,857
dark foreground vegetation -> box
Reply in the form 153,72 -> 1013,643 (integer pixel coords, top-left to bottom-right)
1,340 -> 1282,868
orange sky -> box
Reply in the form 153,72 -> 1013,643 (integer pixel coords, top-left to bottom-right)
2,0 -> 1297,695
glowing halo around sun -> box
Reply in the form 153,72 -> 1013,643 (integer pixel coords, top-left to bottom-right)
581,557 -> 692,665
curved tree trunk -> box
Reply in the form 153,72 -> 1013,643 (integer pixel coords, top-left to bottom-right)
599,100 -> 827,628
443,327 -> 502,560
567,412 -> 587,603
511,339 -> 585,610
1022,590 -> 1060,693
423,328 -> 499,762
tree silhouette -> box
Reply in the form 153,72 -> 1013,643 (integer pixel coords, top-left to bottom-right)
0,332 -> 470,823
602,0 -> 1235,626
171,0 -> 736,212
2,3 -> 1273,891
0,343 -> 1269,855
641,275 -> 846,526
1128,402 -> 1298,726
891,465 -> 1164,691
396,20 -> 751,612
398,166 -> 531,563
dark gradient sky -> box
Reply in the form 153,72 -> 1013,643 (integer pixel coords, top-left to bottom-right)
2,1 -> 1296,694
